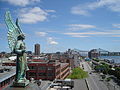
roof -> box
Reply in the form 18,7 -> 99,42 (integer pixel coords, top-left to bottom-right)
8,56 -> 16,60
60,63 -> 69,67
0,66 -> 16,83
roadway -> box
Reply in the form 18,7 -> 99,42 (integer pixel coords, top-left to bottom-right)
82,61 -> 109,90
73,79 -> 88,90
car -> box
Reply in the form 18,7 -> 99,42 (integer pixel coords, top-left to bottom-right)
89,72 -> 92,74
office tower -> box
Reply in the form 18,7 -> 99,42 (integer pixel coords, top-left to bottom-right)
34,44 -> 40,55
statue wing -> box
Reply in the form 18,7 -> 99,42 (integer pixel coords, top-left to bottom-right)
5,11 -> 23,52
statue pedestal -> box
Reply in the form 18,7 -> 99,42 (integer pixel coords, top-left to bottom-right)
12,80 -> 29,87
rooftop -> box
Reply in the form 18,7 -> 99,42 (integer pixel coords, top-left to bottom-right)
0,66 -> 16,83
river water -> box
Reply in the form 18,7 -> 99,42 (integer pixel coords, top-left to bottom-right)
99,56 -> 120,63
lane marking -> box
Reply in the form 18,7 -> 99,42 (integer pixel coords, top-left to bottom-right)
85,62 -> 99,90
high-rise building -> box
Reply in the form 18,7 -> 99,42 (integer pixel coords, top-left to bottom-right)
34,44 -> 40,55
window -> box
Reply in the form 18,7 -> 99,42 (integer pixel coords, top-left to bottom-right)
29,72 -> 36,77
39,73 -> 46,76
39,66 -> 46,70
47,73 -> 54,76
48,67 -> 54,70
29,66 -> 36,70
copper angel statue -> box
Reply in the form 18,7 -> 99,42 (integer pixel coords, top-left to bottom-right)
5,11 -> 29,86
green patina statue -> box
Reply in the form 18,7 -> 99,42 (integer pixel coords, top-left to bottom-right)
5,11 -> 29,86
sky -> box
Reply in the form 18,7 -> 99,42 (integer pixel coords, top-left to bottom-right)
1,0 -> 120,53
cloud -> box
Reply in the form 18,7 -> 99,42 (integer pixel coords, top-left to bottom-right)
2,0 -> 40,6
47,37 -> 58,45
71,35 -> 90,38
0,23 -> 5,27
71,5 -> 90,16
45,10 -> 56,13
46,30 -> 58,33
68,24 -> 96,30
19,7 -> 55,24
63,30 -> 120,38
113,40 -> 120,42
112,24 -> 120,28
111,35 -> 120,37
71,0 -> 120,16
35,32 -> 47,37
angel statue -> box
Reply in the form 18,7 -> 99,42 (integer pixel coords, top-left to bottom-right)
5,11 -> 29,86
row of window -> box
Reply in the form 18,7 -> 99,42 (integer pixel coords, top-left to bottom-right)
0,76 -> 15,88
28,72 -> 54,77
29,66 -> 54,70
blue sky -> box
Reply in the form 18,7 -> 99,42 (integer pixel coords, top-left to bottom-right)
1,0 -> 120,53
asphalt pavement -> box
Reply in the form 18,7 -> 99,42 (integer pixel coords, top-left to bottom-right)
73,79 -> 88,90
82,61 -> 109,90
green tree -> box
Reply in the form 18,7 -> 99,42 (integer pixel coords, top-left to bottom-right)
68,67 -> 88,79
94,64 -> 110,74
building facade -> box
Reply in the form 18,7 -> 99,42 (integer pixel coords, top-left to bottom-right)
3,60 -> 70,81
88,49 -> 99,59
27,61 -> 61,80
34,44 -> 40,56
0,67 -> 15,89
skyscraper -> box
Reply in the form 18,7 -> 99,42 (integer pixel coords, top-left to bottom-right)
34,44 -> 40,55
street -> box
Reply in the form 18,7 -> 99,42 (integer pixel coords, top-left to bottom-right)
82,61 -> 109,90
73,79 -> 88,90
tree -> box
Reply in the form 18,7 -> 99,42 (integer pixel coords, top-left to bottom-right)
68,67 -> 88,79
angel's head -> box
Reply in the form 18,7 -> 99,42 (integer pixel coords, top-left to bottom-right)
17,34 -> 25,40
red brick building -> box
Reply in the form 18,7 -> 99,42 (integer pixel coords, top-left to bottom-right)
3,60 -> 70,81
27,61 -> 61,80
